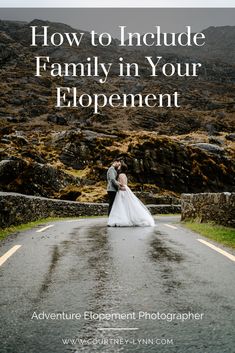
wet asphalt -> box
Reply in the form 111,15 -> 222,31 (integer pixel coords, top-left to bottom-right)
0,216 -> 235,353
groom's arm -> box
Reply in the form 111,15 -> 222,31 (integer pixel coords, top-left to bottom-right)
108,168 -> 119,190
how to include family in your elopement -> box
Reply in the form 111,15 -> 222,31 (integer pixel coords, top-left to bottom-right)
31,25 -> 204,112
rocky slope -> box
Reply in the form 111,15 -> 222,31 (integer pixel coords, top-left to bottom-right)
0,19 -> 234,203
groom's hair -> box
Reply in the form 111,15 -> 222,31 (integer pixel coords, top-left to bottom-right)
113,157 -> 123,163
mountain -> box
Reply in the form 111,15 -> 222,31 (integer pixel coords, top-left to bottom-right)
135,26 -> 235,65
0,19 -> 234,202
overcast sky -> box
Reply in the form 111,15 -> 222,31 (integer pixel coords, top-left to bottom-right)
1,7 -> 234,37
1,1 -> 235,7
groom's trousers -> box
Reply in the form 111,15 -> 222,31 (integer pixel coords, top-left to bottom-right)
108,191 -> 117,215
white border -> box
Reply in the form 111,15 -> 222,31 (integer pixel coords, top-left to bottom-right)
0,1 -> 235,8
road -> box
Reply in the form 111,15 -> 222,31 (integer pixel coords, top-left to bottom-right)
0,216 -> 235,353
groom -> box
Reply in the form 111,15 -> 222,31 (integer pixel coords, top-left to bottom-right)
106,158 -> 122,215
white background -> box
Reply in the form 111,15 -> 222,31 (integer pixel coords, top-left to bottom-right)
1,0 -> 235,7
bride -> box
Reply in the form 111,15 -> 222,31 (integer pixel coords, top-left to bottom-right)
108,162 -> 155,227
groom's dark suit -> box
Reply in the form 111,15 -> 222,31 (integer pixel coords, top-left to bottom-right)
107,165 -> 119,215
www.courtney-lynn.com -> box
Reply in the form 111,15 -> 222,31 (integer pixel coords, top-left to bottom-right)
32,25 -> 205,113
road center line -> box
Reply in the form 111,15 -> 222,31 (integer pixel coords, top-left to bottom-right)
97,328 -> 139,331
36,224 -> 54,233
163,224 -> 178,230
197,239 -> 235,262
0,245 -> 22,267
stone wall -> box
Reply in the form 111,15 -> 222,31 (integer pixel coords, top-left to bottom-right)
0,192 -> 108,229
181,192 -> 235,227
0,192 -> 181,229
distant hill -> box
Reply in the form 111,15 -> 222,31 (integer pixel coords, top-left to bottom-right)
1,20 -> 235,63
0,19 -> 234,199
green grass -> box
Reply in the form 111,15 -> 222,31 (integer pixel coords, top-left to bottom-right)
0,217 -> 66,241
183,221 -> 235,249
0,216 -> 103,241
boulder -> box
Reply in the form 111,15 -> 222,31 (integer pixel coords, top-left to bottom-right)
0,158 -> 27,183
225,133 -> 235,141
208,136 -> 223,146
7,116 -> 18,123
191,143 -> 224,154
0,157 -> 81,198
47,115 -> 68,125
8,134 -> 29,146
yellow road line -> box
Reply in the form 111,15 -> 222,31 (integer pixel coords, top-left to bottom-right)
0,245 -> 22,267
197,239 -> 235,262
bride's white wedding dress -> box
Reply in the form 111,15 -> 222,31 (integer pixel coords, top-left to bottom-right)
108,173 -> 155,227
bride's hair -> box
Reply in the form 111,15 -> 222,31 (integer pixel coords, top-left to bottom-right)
119,162 -> 128,174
